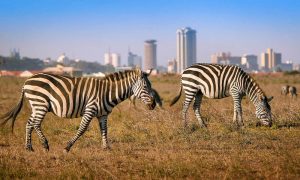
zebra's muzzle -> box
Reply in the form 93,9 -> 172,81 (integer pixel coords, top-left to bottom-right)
147,100 -> 156,110
256,121 -> 272,127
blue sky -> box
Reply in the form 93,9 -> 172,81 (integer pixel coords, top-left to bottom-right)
0,0 -> 299,66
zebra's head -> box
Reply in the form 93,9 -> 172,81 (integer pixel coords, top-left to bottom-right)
255,95 -> 273,127
132,69 -> 156,110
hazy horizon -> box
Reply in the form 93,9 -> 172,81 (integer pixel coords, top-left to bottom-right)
0,0 -> 299,66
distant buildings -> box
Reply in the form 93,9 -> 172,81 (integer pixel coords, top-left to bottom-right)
211,52 -> 241,65
104,52 -> 121,67
176,27 -> 197,73
261,48 -> 281,71
128,51 -> 142,68
144,40 -> 157,71
209,48 -> 297,73
275,62 -> 293,71
167,58 -> 177,73
10,48 -> 20,60
211,52 -> 259,72
57,53 -> 70,65
43,64 -> 82,77
241,54 -> 258,71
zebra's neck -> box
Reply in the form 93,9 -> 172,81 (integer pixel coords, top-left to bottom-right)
243,74 -> 265,107
102,71 -> 136,108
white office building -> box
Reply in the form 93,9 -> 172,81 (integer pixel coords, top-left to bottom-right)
176,27 -> 197,73
104,52 -> 121,67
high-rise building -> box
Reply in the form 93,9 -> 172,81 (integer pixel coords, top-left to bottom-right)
144,40 -> 157,70
261,53 -> 269,70
177,27 -> 197,73
261,48 -> 282,71
241,54 -> 258,71
104,52 -> 121,67
274,53 -> 282,67
104,53 -> 111,65
267,48 -> 274,69
128,51 -> 142,68
111,53 -> 121,67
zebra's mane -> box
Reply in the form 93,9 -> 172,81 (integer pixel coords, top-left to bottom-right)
243,70 -> 266,97
103,69 -> 142,81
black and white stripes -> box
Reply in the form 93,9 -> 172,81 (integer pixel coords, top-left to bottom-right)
170,63 -> 273,127
0,69 -> 155,152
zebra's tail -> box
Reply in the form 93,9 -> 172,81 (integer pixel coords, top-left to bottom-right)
169,83 -> 182,106
0,88 -> 24,132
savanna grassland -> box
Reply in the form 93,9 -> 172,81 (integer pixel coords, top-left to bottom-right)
0,73 -> 300,179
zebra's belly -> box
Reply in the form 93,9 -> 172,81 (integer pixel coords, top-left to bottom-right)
202,90 -> 231,99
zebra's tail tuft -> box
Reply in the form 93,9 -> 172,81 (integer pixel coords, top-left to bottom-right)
169,83 -> 182,106
0,89 -> 24,132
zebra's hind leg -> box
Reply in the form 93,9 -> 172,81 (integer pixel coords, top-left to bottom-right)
25,116 -> 34,151
97,115 -> 110,149
182,93 -> 194,128
64,112 -> 93,152
193,91 -> 206,128
32,112 -> 49,151
232,94 -> 244,127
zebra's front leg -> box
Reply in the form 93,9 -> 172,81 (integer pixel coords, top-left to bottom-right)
193,92 -> 206,128
232,95 -> 244,127
25,118 -> 34,151
97,115 -> 110,149
64,113 -> 93,152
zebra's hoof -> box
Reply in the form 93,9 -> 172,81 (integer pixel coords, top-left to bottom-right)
200,123 -> 207,128
63,148 -> 70,153
43,147 -> 49,152
102,146 -> 111,150
25,146 -> 34,152
43,143 -> 49,152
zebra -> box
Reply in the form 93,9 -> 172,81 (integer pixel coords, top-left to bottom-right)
0,69 -> 155,152
288,86 -> 297,98
170,63 -> 273,128
281,85 -> 289,96
130,88 -> 163,108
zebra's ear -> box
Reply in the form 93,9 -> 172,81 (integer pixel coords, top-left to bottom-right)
267,96 -> 273,102
144,69 -> 153,77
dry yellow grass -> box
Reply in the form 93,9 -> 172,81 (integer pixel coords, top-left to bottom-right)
0,74 -> 300,179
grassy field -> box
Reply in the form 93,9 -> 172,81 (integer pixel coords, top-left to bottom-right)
0,74 -> 300,179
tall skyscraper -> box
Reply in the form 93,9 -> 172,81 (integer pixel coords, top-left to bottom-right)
144,40 -> 157,70
177,27 -> 197,73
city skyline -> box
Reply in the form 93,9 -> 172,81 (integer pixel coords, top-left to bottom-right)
0,0 -> 299,66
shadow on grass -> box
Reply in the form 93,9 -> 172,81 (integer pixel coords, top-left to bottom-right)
276,122 -> 300,129
0,143 -> 10,147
